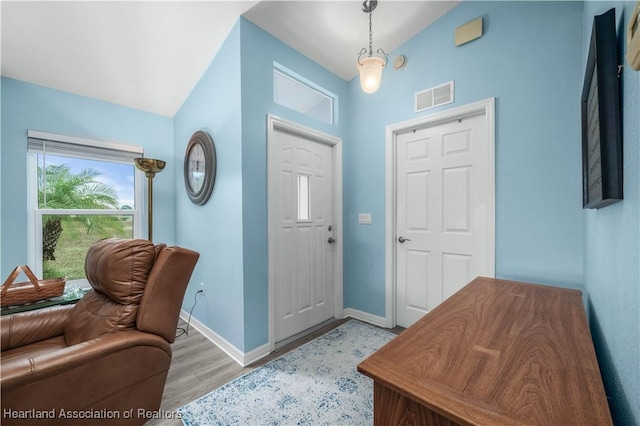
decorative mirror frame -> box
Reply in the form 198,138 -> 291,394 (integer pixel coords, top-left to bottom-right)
184,130 -> 216,205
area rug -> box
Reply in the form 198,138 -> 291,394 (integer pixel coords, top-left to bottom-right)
177,320 -> 396,426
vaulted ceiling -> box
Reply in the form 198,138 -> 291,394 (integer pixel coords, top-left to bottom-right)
1,1 -> 459,117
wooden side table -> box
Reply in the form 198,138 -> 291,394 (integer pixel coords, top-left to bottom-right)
1,288 -> 87,316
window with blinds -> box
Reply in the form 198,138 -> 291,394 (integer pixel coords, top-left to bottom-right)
27,131 -> 144,285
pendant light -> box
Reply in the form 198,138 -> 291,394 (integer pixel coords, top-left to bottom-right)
357,0 -> 388,94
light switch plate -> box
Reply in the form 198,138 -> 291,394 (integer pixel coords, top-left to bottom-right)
358,213 -> 372,224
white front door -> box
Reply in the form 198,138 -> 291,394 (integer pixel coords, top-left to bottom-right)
395,112 -> 493,328
269,128 -> 335,343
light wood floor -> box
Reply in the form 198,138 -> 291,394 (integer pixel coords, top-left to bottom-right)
147,318 -> 403,426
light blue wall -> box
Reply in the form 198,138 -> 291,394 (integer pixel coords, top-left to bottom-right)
172,19 -> 349,352
1,78 -> 3,269
2,7 -> 638,420
582,2 -> 640,424
173,22 -> 246,350
239,18 -> 349,351
0,77 -> 175,277
344,1 -> 585,315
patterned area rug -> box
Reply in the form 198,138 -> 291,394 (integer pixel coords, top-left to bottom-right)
177,320 -> 396,426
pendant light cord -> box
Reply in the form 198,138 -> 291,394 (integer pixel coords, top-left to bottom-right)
368,10 -> 373,56
357,0 -> 387,66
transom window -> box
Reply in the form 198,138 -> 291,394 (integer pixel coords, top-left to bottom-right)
273,65 -> 336,125
27,131 -> 143,286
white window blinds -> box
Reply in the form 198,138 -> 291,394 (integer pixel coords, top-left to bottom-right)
27,130 -> 143,162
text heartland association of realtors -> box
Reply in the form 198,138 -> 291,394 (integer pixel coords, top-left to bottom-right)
3,408 -> 182,420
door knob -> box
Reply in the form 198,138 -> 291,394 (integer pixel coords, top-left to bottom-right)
398,236 -> 411,243
328,237 -> 336,244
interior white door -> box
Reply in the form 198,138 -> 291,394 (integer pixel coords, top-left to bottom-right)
395,112 -> 492,328
270,130 -> 335,343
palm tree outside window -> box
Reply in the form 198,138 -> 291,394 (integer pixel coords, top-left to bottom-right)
27,131 -> 144,287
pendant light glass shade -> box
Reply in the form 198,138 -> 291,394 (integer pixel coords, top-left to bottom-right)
358,55 -> 385,94
357,1 -> 387,94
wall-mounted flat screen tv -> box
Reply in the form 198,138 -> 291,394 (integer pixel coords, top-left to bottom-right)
581,8 -> 623,209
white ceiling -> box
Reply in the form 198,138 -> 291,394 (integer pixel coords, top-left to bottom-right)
1,1 -> 460,118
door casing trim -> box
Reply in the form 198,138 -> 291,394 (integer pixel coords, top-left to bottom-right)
384,98 -> 496,328
267,114 -> 344,352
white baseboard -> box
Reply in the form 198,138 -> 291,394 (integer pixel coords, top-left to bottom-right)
179,310 -> 271,367
243,342 -> 271,366
178,308 -> 386,366
343,308 -> 387,328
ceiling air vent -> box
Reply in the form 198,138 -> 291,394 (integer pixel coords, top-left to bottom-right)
415,81 -> 454,113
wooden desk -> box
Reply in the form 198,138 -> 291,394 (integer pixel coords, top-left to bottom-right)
358,277 -> 612,425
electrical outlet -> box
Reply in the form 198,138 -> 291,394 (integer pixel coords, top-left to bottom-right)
199,282 -> 205,292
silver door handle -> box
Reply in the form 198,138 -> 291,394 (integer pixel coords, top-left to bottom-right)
398,236 -> 411,243
328,237 -> 336,244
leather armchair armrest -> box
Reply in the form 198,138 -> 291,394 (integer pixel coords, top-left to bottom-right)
1,305 -> 74,351
0,330 -> 171,389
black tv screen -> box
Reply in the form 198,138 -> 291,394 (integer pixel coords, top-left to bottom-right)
581,8 -> 623,209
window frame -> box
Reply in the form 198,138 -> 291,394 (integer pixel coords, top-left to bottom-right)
27,131 -> 144,288
273,65 -> 337,125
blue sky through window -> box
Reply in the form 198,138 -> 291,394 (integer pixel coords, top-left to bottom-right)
39,154 -> 135,208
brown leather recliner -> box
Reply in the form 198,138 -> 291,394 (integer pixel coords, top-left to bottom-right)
0,238 -> 199,425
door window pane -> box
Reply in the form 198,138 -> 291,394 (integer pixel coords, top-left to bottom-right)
298,174 -> 310,221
